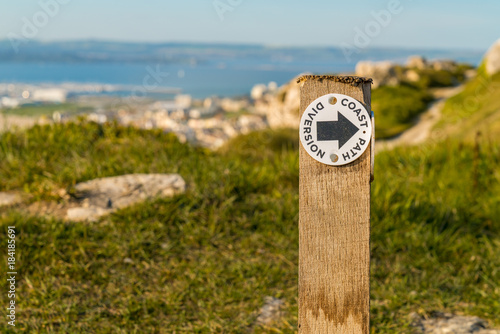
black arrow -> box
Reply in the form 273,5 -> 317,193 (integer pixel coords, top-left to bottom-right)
316,112 -> 359,149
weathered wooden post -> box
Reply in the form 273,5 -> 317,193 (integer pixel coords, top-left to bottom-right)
298,75 -> 373,333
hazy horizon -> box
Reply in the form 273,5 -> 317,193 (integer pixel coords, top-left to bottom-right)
0,38 -> 488,53
2,1 -> 498,51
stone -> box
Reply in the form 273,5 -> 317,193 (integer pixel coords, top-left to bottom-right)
250,84 -> 268,100
411,312 -> 500,334
184,114 -> 267,149
0,192 -> 23,207
407,55 -> 428,69
484,39 -> 500,76
355,61 -> 399,88
67,174 -> 186,221
255,296 -> 285,326
66,207 -> 110,222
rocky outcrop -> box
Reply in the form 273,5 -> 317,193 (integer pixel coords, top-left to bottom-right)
355,61 -> 399,88
355,56 -> 465,88
253,76 -> 301,129
432,59 -> 458,72
407,56 -> 428,70
186,114 -> 268,149
411,312 -> 500,334
66,174 -> 186,221
407,56 -> 458,72
484,39 -> 500,76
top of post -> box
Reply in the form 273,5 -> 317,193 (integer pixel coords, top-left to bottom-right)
297,75 -> 373,87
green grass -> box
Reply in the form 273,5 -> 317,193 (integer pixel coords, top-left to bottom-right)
0,122 -> 499,333
372,85 -> 433,139
436,66 -> 500,140
409,63 -> 472,89
1,103 -> 92,117
371,140 -> 500,331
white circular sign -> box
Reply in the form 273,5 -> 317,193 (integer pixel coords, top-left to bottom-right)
299,93 -> 372,166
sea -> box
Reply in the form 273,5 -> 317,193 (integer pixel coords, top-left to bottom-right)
0,47 -> 484,99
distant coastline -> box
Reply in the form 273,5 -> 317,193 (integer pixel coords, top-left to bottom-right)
0,40 -> 484,98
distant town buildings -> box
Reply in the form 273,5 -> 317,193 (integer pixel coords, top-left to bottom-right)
32,88 -> 67,103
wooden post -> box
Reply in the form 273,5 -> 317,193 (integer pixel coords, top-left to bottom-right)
298,75 -> 372,333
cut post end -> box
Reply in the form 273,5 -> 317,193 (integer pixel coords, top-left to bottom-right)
297,75 -> 373,87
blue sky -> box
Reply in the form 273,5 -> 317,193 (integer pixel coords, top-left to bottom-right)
1,0 -> 498,51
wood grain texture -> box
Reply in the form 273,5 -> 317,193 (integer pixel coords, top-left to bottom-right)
298,77 -> 371,334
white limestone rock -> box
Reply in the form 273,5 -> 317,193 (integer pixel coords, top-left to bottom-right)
254,74 -> 301,129
411,312 -> 500,334
484,39 -> 500,76
407,55 -> 428,70
355,61 -> 399,88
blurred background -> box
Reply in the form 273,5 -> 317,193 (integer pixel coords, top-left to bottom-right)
1,1 -> 500,333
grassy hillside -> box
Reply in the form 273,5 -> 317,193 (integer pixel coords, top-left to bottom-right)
0,122 -> 499,333
373,63 -> 472,140
436,66 -> 500,140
